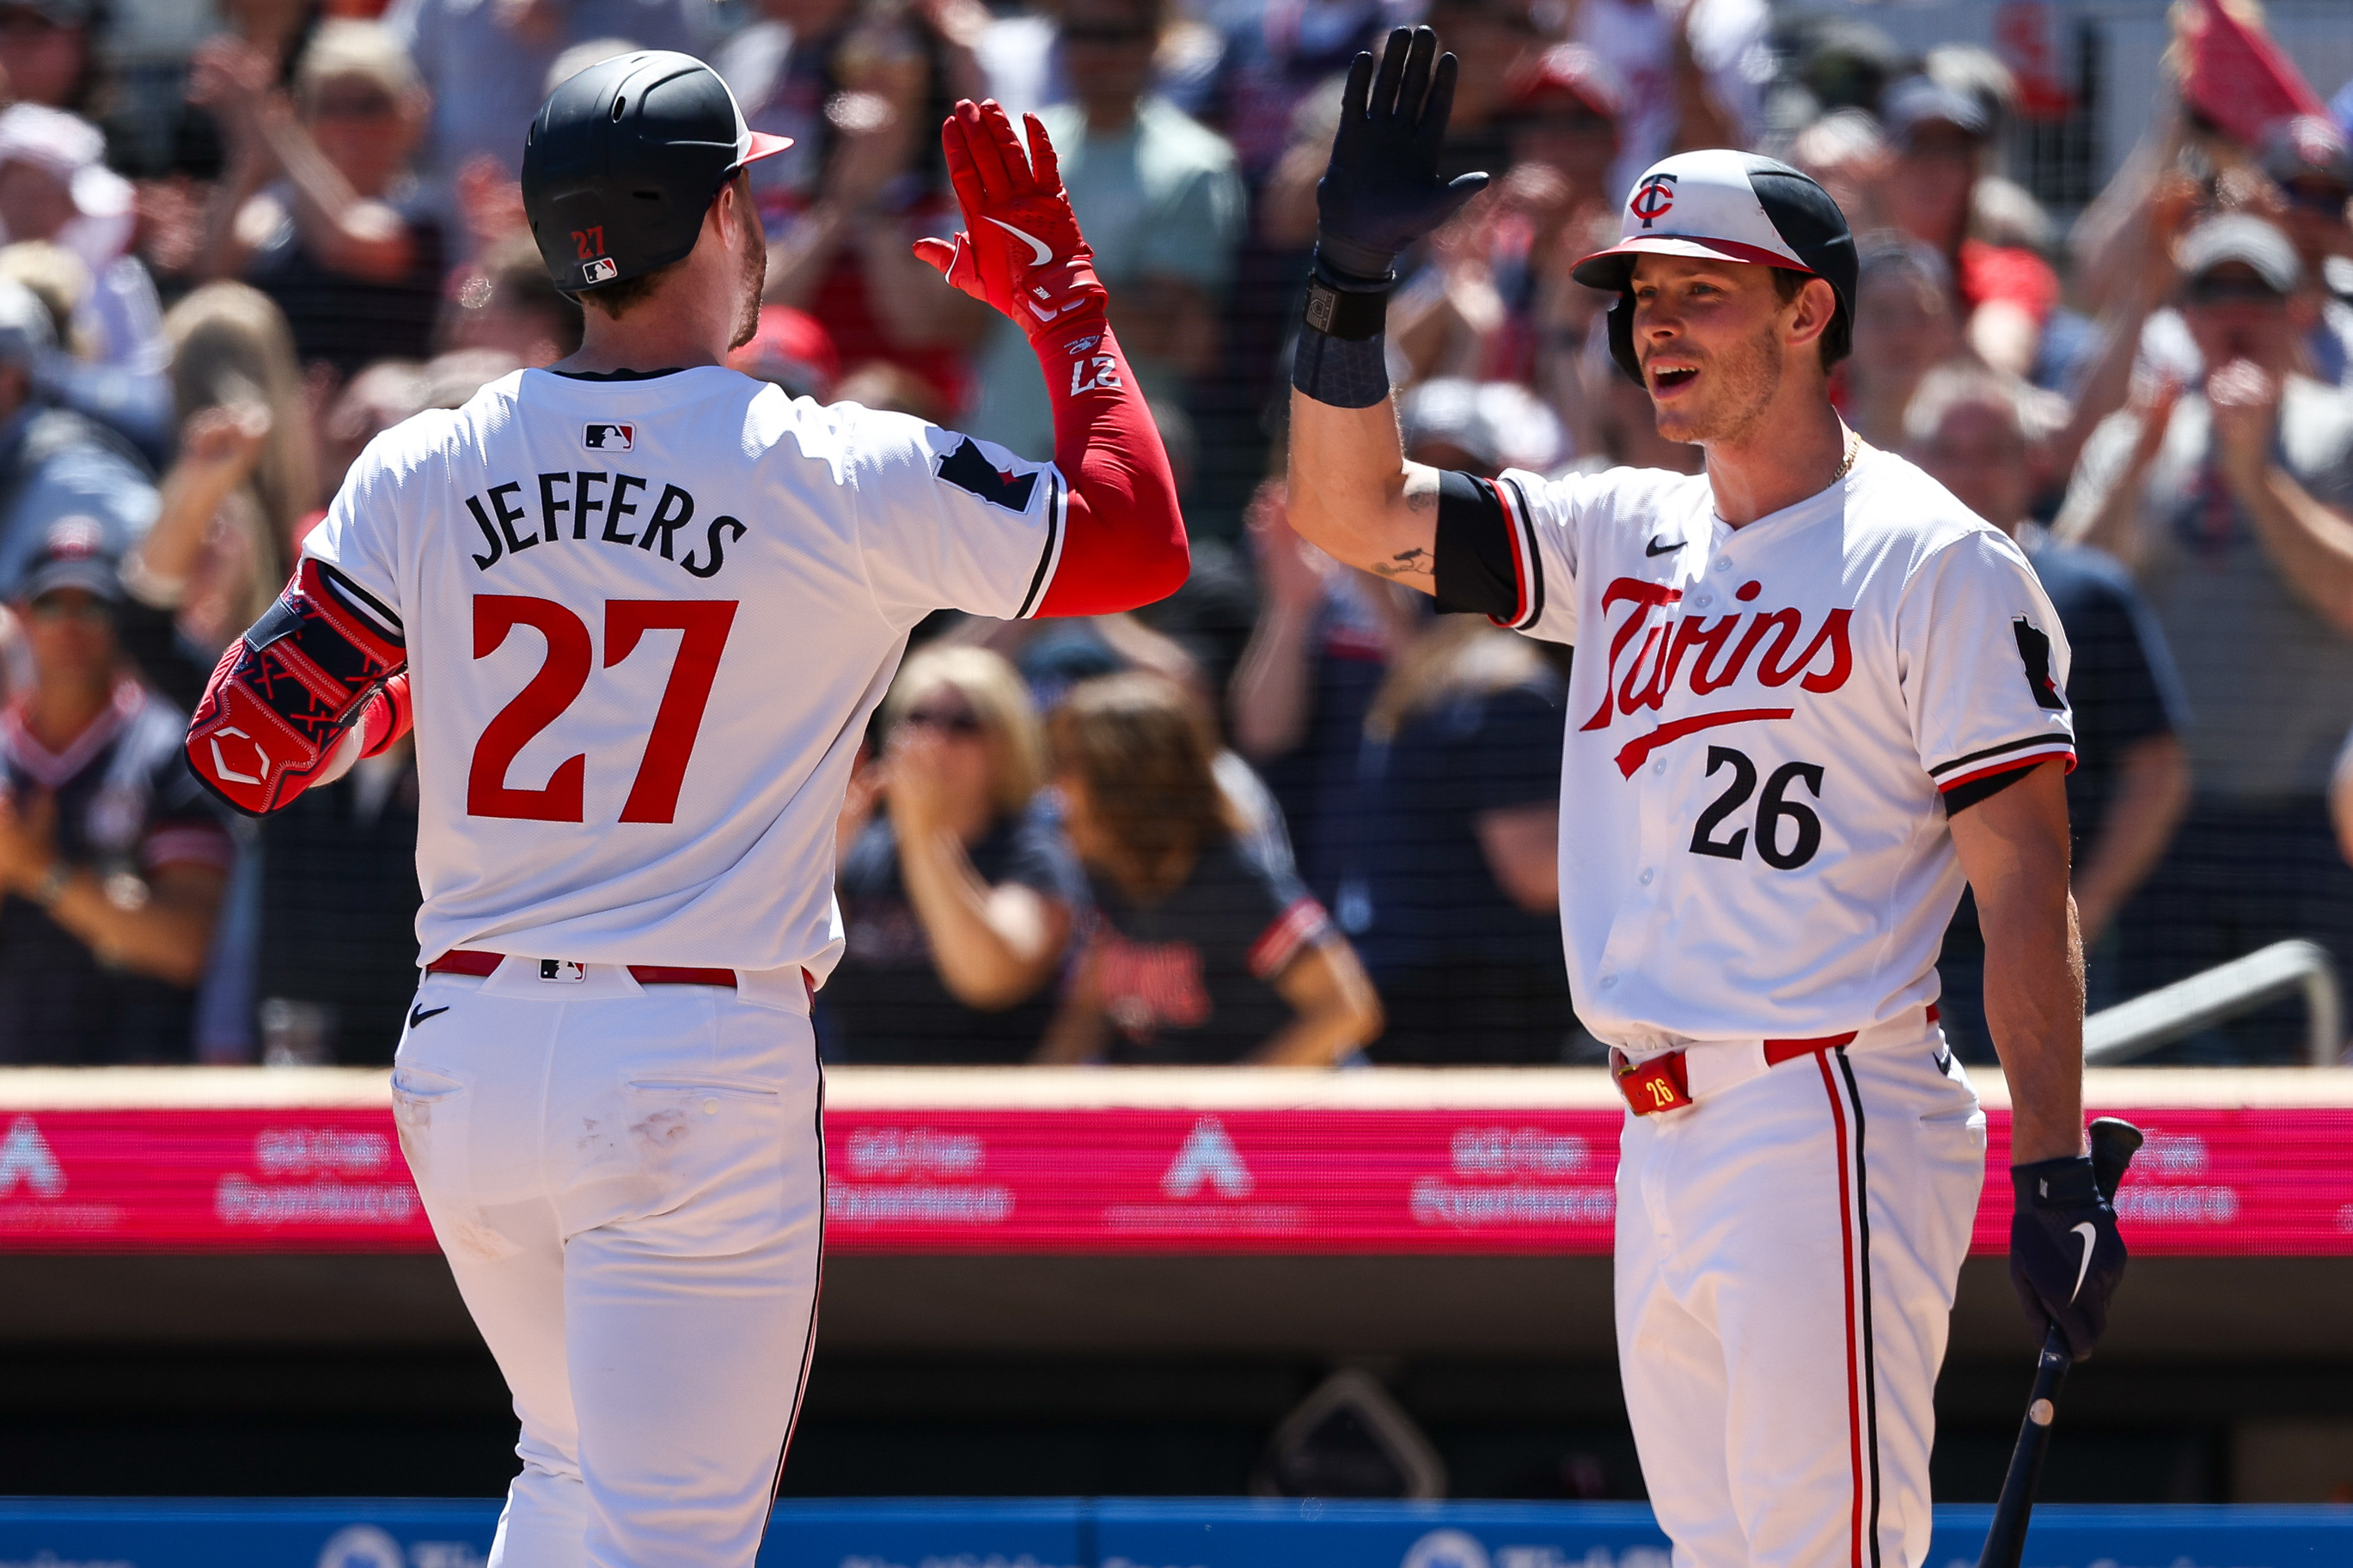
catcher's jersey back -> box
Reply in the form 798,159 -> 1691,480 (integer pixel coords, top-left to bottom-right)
304,366 -> 1066,979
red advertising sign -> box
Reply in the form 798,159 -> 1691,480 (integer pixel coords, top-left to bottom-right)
2,1100 -> 2350,1256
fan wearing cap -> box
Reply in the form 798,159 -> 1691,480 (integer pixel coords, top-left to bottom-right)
1878,74 -> 2059,381
2256,114 -> 2353,387
2057,213 -> 2353,1062
0,522 -> 233,1065
1286,28 -> 2117,1565
182,51 -> 1183,1568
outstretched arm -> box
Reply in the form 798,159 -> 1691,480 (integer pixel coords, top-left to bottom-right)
1282,27 -> 1487,589
915,100 -> 1187,616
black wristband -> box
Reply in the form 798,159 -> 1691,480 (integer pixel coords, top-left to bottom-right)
1302,273 -> 1390,341
1291,320 -> 1390,408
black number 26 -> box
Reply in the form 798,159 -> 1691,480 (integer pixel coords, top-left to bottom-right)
1688,746 -> 1825,869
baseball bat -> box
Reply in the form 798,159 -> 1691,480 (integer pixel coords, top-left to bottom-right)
1975,1116 -> 2143,1568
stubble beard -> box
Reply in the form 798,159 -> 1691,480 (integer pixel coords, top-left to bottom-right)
728,185 -> 767,352
1652,320 -> 1785,449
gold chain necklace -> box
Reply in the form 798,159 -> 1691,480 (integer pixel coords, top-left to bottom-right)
1832,428 -> 1860,485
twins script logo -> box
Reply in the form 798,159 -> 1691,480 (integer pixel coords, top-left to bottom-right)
1584,576 -> 1854,776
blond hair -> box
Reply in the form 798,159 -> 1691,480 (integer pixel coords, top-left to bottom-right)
882,644 -> 1047,815
295,20 -> 423,105
164,283 -> 317,631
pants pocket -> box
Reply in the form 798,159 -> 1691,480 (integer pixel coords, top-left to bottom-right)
390,1064 -> 466,1174
616,1079 -> 792,1248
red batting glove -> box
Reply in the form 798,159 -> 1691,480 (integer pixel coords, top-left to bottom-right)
913,100 -> 1107,342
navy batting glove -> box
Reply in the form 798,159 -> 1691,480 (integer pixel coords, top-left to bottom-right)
2009,1155 -> 2128,1360
1314,26 -> 1490,285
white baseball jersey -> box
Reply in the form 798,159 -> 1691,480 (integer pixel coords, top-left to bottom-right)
1449,445 -> 2075,1047
304,365 -> 1068,978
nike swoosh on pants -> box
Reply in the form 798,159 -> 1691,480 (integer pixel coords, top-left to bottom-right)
409,1004 -> 450,1030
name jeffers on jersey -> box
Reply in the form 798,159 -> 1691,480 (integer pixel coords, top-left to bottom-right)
463,470 -> 747,579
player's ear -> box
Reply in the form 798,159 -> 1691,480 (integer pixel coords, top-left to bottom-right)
1783,276 -> 1838,354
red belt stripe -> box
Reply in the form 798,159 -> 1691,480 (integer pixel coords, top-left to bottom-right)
424,949 -> 738,988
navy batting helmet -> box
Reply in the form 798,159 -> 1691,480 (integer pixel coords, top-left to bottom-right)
1571,149 -> 1857,387
522,51 -> 791,296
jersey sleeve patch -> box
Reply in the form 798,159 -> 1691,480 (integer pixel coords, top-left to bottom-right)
2013,617 -> 2068,711
938,436 -> 1041,512
1433,471 -> 1542,628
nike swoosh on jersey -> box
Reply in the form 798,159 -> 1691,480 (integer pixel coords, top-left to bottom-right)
408,1004 -> 450,1030
986,217 -> 1055,265
1645,535 -> 1682,557
1025,298 -> 1081,321
2069,1220 -> 2099,1302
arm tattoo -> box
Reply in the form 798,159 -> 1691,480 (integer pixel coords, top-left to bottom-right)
1371,546 -> 1433,579
1404,470 -> 1439,514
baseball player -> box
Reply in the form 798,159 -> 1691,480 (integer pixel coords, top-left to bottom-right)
184,54 -> 1185,1567
1284,30 -> 2126,1566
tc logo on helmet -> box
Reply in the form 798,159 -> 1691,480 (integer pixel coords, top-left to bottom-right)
1631,172 -> 1678,229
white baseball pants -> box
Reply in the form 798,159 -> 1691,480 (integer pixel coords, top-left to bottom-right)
390,966 -> 824,1568
1614,1019 -> 1984,1568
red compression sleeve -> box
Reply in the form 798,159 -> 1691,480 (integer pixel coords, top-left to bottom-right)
1030,315 -> 1189,617
355,672 -> 413,759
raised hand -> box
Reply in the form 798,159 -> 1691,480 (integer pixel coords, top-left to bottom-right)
1315,26 -> 1490,284
912,100 -> 1107,340
2207,356 -> 2283,492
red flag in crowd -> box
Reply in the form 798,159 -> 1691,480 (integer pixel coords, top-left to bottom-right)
2179,0 -> 2326,147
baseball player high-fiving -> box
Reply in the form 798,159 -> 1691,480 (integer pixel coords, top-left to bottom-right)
1287,29 -> 2124,1568
185,56 -> 1184,1568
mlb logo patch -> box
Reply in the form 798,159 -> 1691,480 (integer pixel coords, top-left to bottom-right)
583,423 -> 634,451
583,258 -> 618,284
539,960 -> 587,984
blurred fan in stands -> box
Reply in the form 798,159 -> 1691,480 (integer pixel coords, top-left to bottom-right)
2057,214 -> 2353,1061
1909,365 -> 2191,1059
825,645 -> 1085,1064
1041,670 -> 1380,1065
0,523 -> 230,1064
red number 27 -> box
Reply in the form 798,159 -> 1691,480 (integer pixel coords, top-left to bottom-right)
468,595 -> 737,825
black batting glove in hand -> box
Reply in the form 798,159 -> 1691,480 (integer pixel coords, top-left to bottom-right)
1315,25 -> 1489,285
2009,1155 -> 2128,1360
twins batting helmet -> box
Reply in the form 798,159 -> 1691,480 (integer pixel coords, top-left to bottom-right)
1571,149 -> 1856,387
521,51 -> 792,296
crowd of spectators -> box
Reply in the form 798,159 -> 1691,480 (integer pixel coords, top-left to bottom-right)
0,0 -> 2349,1066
